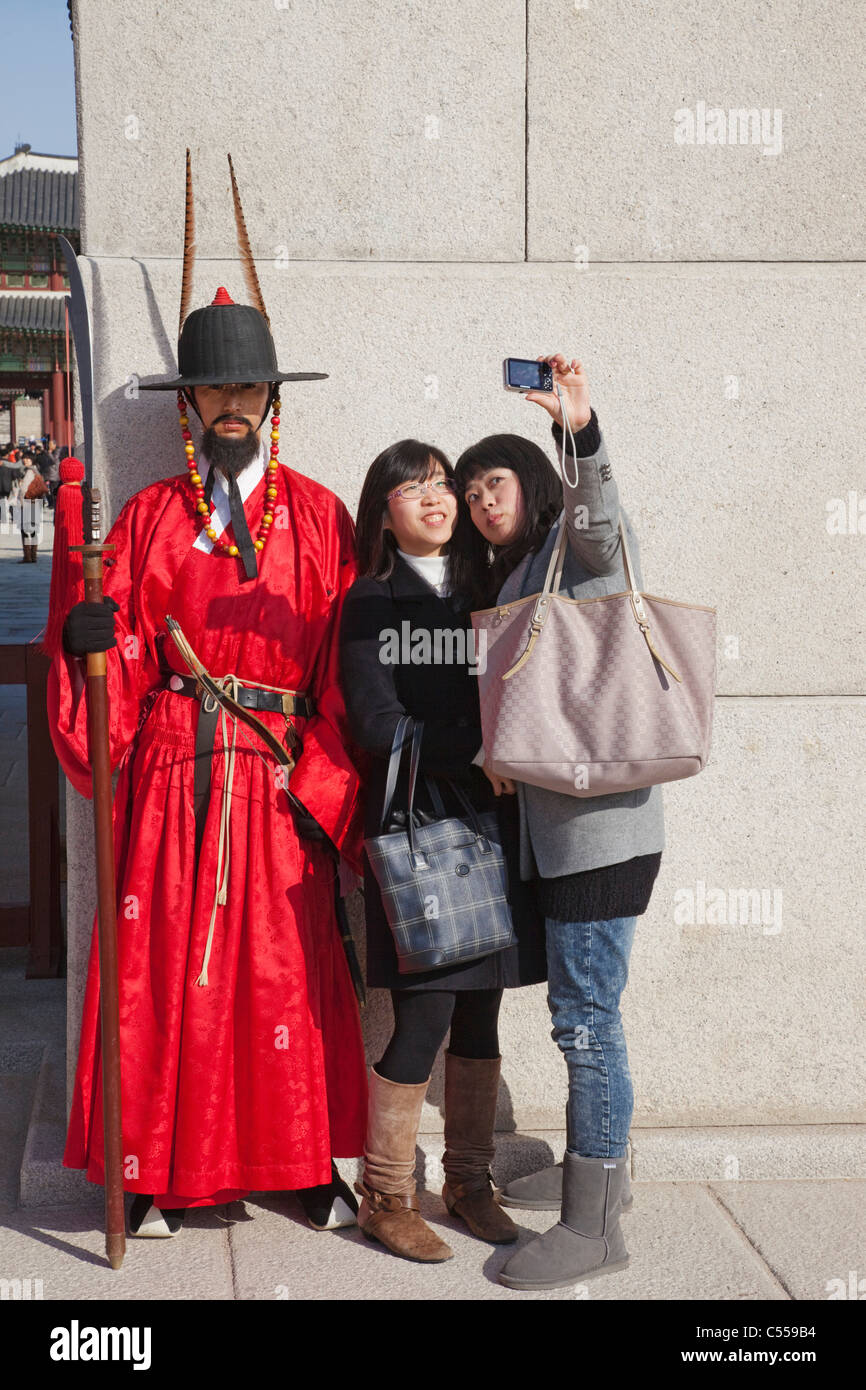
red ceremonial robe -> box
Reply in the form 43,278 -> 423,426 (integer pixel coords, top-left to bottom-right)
49,450 -> 368,1205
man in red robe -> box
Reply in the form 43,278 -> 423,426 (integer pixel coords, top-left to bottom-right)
49,277 -> 368,1237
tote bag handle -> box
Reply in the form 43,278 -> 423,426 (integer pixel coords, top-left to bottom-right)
379,714 -> 489,852
502,462 -> 644,683
379,714 -> 413,832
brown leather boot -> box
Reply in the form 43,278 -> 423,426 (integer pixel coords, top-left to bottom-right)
355,1068 -> 453,1263
441,1053 -> 519,1244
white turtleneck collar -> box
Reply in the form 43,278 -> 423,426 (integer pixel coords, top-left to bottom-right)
396,547 -> 451,597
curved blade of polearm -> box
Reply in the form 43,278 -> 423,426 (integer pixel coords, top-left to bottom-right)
58,235 -> 95,535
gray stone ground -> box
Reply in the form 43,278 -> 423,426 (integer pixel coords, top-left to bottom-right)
0,501 -> 54,637
1,936 -> 864,1301
0,505 -> 54,900
0,512 -> 863,1301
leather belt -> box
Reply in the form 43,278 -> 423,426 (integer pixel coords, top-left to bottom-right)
165,671 -> 312,864
166,672 -> 314,720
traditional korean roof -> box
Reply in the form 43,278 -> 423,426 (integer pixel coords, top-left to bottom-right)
0,293 -> 67,334
0,166 -> 79,233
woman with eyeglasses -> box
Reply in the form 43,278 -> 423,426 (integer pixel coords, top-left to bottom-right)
339,439 -> 546,1264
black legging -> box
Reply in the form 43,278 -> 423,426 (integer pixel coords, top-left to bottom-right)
376,987 -> 503,1085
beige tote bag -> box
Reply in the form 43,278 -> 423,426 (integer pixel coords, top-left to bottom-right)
471,514 -> 717,798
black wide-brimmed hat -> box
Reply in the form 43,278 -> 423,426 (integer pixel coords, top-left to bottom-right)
139,287 -> 327,390
138,152 -> 327,392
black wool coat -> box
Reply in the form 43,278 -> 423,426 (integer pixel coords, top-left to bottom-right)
339,552 -> 546,992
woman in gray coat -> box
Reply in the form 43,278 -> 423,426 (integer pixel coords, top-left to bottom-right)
452,352 -> 664,1291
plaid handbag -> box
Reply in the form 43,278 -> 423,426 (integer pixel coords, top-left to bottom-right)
364,716 -> 516,974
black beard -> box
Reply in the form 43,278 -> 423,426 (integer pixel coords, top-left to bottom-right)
202,423 -> 260,478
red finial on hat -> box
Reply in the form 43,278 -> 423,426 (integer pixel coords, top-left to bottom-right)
211,286 -> 235,306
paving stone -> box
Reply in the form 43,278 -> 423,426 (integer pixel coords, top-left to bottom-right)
227,1181 -> 786,1302
0,1204 -> 235,1300
710,1180 -> 866,1301
0,522 -> 57,907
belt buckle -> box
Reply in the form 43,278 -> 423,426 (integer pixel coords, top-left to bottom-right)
281,694 -> 304,753
282,691 -> 309,720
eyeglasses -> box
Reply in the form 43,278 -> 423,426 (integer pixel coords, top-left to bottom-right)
386,478 -> 457,502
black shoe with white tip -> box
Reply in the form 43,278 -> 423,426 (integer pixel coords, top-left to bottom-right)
294,1162 -> 359,1231
129,1194 -> 186,1238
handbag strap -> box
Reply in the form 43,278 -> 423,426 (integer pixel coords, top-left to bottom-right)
423,773 -> 487,839
406,720 -> 423,824
502,453 -> 645,681
404,726 -> 489,857
380,718 -> 474,834
425,776 -> 447,818
548,512 -> 640,598
405,720 -> 425,859
550,442 -> 640,606
379,714 -> 413,832
444,778 -> 486,840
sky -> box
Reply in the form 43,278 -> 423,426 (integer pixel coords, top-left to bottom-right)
0,0 -> 77,158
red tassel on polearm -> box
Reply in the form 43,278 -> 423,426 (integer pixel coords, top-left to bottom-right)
42,457 -> 87,659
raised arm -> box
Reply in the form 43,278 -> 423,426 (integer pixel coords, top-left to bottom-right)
551,409 -> 623,577
526,354 -> 622,577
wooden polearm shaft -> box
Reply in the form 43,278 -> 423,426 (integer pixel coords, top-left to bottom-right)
58,234 -> 125,1269
76,525 -> 125,1271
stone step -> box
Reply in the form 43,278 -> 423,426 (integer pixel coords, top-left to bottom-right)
19,1038 -> 866,1203
19,1040 -> 93,1206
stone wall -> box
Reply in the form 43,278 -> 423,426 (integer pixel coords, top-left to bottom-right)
65,0 -> 866,1165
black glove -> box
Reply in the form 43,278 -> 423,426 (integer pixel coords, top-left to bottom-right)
286,792 -> 328,844
62,597 -> 120,655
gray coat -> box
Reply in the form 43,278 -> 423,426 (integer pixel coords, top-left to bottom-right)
495,425 -> 666,880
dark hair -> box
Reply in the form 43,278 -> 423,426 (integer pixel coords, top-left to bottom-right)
355,439 -> 456,581
450,434 -> 562,609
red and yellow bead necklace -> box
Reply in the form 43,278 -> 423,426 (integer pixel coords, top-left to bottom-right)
177,389 -> 282,558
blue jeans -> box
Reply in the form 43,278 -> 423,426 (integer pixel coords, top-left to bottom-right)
545,916 -> 638,1159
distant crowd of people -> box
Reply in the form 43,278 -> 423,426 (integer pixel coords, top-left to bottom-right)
0,436 -> 68,562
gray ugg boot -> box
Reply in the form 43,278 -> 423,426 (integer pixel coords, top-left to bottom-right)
498,1161 -> 563,1210
498,1151 -> 630,1291
499,1157 -> 633,1213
